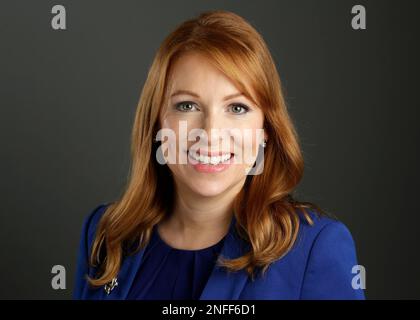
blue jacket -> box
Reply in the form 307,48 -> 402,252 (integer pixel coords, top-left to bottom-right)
73,203 -> 365,300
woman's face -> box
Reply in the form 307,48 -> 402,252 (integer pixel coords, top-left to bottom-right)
158,52 -> 266,198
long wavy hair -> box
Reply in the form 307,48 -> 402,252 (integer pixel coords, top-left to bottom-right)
87,10 -> 326,287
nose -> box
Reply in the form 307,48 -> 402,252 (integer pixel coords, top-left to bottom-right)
198,109 -> 228,147
202,109 -> 217,134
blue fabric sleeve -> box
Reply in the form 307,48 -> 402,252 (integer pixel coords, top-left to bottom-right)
72,211 -> 92,299
72,204 -> 108,299
300,221 -> 366,300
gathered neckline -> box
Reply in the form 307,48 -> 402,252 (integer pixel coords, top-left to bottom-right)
153,224 -> 226,253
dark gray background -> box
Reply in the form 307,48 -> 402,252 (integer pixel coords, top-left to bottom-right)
0,0 -> 419,299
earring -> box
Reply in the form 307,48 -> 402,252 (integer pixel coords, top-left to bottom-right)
262,139 -> 267,148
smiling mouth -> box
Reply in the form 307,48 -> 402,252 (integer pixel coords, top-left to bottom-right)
187,150 -> 234,165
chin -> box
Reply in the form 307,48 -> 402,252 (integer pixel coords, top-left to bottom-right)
187,180 -> 232,198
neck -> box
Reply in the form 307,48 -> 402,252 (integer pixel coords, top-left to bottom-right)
158,178 -> 245,249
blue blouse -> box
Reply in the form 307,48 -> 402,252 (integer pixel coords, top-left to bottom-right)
126,224 -> 227,300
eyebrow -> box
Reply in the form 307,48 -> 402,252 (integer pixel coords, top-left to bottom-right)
170,90 -> 245,101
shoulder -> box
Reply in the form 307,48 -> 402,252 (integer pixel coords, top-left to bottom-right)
292,208 -> 365,299
73,202 -> 112,299
296,208 -> 355,249
295,209 -> 359,274
260,208 -> 365,299
83,203 -> 109,237
80,203 -> 112,255
238,208 -> 365,299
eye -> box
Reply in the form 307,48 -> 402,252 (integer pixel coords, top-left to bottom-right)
229,103 -> 250,114
175,101 -> 198,112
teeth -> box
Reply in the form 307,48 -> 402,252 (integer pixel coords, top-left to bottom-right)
189,151 -> 232,165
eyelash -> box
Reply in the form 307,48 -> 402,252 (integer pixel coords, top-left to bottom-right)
174,101 -> 251,114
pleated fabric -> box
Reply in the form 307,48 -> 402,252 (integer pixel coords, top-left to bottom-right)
126,224 -> 226,300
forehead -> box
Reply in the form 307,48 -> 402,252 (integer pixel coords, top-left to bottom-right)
166,52 -> 246,98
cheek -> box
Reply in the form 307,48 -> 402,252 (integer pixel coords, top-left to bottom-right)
246,113 -> 265,150
158,116 -> 200,165
232,122 -> 265,165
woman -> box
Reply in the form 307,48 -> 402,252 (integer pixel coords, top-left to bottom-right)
73,10 -> 365,300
